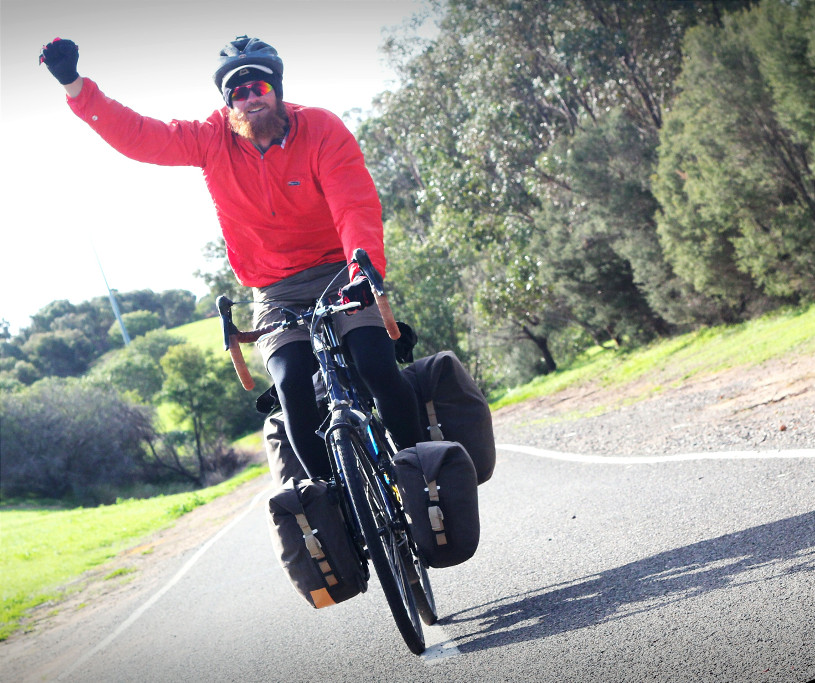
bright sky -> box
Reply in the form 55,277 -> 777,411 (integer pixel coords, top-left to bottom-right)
0,0 -> 432,334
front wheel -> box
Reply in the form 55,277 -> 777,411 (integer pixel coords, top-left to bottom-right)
331,428 -> 426,655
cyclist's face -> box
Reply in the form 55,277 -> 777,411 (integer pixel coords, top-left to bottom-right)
232,85 -> 276,118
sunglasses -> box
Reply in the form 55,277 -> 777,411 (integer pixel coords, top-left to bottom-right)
230,81 -> 274,103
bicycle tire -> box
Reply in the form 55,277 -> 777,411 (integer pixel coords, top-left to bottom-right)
412,561 -> 437,625
331,428 -> 426,655
363,414 -> 437,625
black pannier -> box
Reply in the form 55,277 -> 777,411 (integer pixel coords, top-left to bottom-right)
267,479 -> 367,608
393,440 -> 480,568
402,351 -> 496,484
263,411 -> 308,487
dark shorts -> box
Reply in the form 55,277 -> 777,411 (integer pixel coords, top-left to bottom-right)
252,261 -> 385,369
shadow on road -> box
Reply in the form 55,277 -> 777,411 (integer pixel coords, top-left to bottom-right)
443,511 -> 815,652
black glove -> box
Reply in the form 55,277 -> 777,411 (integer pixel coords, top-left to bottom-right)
39,38 -> 80,85
393,321 -> 418,364
339,276 -> 374,312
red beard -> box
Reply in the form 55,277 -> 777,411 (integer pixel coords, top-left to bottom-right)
228,98 -> 289,144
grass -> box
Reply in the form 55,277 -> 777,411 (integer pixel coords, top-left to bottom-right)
0,464 -> 265,641
489,304 -> 815,411
170,317 -> 224,355
233,430 -> 265,452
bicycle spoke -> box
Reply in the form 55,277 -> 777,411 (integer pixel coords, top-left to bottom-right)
331,427 -> 425,655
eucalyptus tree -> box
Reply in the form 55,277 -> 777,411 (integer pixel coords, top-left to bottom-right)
654,0 -> 815,309
361,0 -> 754,380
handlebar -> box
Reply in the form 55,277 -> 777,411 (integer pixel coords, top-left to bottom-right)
352,248 -> 400,342
218,249 -> 399,391
216,295 -> 258,390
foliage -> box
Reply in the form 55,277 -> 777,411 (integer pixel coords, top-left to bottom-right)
358,0 -> 758,384
0,378 -> 155,504
107,309 -> 163,347
653,0 -> 815,309
194,237 -> 254,328
1,288 -> 201,387
88,329 -> 185,402
20,328 -> 97,378
159,344 -> 261,483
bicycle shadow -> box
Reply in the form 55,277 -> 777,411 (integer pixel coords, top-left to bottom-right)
441,511 -> 815,652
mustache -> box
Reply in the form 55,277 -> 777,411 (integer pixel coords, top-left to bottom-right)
232,103 -> 268,120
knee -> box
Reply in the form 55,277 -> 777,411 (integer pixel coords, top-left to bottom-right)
267,342 -> 315,400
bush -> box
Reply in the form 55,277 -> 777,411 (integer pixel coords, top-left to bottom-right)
0,377 -> 156,504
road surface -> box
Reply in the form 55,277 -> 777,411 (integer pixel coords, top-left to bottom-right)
2,445 -> 813,682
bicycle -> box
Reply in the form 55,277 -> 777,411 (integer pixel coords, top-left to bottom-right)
217,248 -> 437,655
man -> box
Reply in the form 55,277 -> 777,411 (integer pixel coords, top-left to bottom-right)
40,35 -> 423,479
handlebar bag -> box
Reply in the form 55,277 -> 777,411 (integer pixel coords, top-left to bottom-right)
267,479 -> 368,608
393,440 -> 480,568
402,351 -> 496,484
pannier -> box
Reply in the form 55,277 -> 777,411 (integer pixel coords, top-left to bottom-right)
393,440 -> 480,568
263,411 -> 308,487
267,478 -> 368,608
402,351 -> 496,484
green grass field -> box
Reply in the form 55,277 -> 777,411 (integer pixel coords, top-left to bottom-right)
170,316 -> 224,355
0,466 -> 264,641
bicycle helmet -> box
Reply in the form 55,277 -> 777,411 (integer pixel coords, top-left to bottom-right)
214,36 -> 284,106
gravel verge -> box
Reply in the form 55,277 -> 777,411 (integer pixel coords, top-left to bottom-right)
491,353 -> 815,456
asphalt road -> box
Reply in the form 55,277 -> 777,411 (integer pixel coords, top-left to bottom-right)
4,445 -> 815,683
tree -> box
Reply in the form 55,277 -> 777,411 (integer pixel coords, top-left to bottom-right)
107,310 -> 163,347
159,344 -> 261,483
358,0 -> 757,384
0,377 -> 155,503
194,237 -> 254,328
653,0 -> 815,310
90,329 -> 185,402
159,289 -> 199,327
21,329 -> 96,378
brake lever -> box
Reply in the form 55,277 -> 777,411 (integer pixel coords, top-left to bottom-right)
216,294 -> 255,391
216,295 -> 240,351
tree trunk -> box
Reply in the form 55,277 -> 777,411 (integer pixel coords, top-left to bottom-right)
521,325 -> 558,374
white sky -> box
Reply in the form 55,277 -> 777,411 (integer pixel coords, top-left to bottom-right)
0,0 -> 432,334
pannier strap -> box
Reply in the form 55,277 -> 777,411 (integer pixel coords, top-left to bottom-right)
295,513 -> 339,587
425,480 -> 448,546
425,400 -> 444,441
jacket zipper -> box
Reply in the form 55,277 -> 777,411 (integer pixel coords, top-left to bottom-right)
257,151 -> 276,217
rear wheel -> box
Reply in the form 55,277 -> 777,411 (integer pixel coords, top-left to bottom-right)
331,427 -> 425,655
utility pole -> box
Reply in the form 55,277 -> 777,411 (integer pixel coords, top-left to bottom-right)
92,245 -> 130,345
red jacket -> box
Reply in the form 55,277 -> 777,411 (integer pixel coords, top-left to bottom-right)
67,78 -> 386,286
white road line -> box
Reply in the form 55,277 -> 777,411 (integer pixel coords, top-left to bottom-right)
59,486 -> 273,681
421,623 -> 462,663
497,443 -> 815,464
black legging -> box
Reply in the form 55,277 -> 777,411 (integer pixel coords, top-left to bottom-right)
266,326 -> 423,479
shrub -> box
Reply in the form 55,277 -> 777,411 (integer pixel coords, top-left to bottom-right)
0,377 -> 156,504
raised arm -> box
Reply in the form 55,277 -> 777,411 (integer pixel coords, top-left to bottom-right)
39,37 -> 212,168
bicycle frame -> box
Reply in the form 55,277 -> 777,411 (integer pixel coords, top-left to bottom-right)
291,297 -> 397,512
